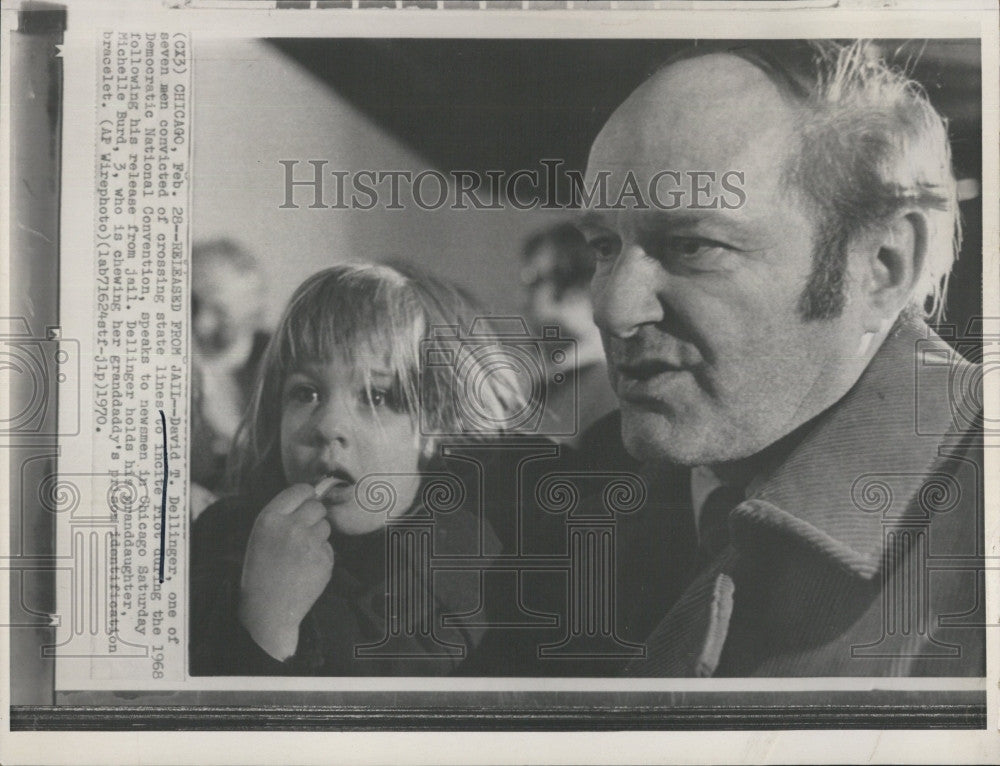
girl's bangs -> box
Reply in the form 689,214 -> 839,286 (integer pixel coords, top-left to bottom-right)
278,265 -> 423,412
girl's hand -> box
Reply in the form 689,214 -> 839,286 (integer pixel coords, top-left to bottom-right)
238,484 -> 334,660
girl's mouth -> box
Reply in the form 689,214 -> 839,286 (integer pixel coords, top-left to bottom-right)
314,468 -> 355,504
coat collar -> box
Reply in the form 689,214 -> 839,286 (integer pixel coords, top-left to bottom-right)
729,314 -> 977,579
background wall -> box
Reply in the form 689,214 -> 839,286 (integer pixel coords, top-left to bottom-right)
193,38 -> 559,326
194,38 -> 983,337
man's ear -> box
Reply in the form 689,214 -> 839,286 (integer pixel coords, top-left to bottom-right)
857,210 -> 928,329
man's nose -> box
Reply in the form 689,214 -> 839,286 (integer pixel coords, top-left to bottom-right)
592,244 -> 665,339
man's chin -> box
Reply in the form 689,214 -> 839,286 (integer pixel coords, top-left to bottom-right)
619,408 -> 712,466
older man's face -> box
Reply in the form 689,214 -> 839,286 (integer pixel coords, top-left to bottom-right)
583,55 -> 869,466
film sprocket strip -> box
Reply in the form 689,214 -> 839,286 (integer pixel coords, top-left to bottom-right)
7,699 -> 989,731
169,1 -> 829,11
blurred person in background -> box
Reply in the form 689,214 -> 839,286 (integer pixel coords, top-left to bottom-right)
190,239 -> 271,517
520,222 -> 618,447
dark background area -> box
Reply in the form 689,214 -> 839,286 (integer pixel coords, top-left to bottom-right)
272,37 -> 984,340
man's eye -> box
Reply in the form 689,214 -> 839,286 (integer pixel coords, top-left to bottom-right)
658,237 -> 729,268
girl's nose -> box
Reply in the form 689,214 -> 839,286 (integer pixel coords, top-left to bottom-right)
313,398 -> 351,447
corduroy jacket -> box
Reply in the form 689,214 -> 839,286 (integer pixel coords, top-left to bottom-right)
190,486 -> 498,676
625,315 -> 985,677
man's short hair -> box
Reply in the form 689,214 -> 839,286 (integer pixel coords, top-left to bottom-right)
521,222 -> 595,300
664,40 -> 960,322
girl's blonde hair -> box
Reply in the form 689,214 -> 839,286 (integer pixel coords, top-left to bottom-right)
227,262 -> 527,502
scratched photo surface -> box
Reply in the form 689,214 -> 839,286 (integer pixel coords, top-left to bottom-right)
184,37 -> 987,679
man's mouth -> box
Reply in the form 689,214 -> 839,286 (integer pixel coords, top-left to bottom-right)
616,359 -> 686,381
615,359 -> 691,408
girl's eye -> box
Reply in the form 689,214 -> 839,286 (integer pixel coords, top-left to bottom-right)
360,387 -> 389,408
286,383 -> 319,404
360,385 -> 408,414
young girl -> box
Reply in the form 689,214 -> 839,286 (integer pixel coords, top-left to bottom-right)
190,263 -> 525,675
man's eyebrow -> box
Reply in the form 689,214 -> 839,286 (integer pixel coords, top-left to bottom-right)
576,210 -> 755,233
638,209 -> 757,237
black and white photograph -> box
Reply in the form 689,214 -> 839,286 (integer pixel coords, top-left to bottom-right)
2,0 -> 998,763
188,34 -> 988,680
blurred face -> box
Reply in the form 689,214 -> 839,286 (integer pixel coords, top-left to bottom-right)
523,246 -> 595,337
192,257 -> 264,356
584,55 -> 869,467
279,355 -> 423,536
522,246 -> 561,327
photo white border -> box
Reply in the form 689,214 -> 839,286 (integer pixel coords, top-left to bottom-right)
2,0 -> 998,762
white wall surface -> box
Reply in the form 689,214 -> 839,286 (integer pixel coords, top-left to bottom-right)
192,38 -> 561,327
